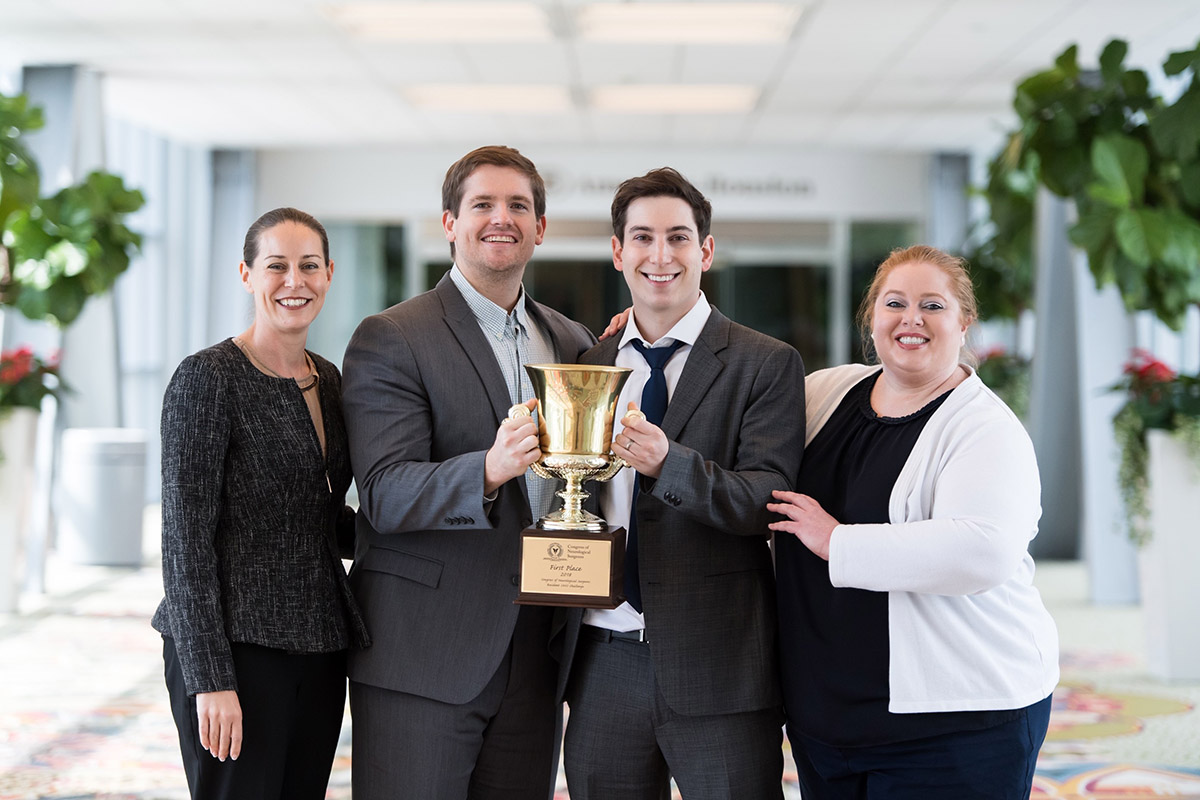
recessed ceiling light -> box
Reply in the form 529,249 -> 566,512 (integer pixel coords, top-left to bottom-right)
327,2 -> 552,42
406,84 -> 572,112
590,85 -> 758,113
578,3 -> 803,44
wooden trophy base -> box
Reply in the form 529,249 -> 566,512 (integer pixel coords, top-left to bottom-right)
515,525 -> 626,608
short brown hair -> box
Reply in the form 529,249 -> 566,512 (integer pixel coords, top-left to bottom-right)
857,245 -> 979,364
442,145 -> 546,218
611,167 -> 712,243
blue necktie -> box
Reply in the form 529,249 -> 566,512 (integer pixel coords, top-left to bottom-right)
625,338 -> 686,613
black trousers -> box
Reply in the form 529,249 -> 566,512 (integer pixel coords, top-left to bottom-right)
163,636 -> 347,800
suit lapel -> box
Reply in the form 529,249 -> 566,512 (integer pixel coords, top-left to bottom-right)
660,309 -> 729,440
580,334 -> 621,367
435,275 -> 514,426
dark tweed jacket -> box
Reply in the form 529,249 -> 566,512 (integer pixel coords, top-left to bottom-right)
151,339 -> 369,696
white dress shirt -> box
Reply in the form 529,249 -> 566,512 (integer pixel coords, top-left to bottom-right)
585,292 -> 713,632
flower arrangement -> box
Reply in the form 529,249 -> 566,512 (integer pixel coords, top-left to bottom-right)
974,346 -> 1031,420
0,344 -> 62,413
1111,349 -> 1200,545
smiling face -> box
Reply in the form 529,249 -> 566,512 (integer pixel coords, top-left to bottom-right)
870,260 -> 969,385
613,195 -> 714,341
239,221 -> 332,337
442,164 -> 546,289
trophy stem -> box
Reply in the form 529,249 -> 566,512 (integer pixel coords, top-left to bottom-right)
559,474 -> 590,525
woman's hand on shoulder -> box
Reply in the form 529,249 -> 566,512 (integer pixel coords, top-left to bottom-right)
195,690 -> 243,761
598,306 -> 632,340
768,490 -> 838,561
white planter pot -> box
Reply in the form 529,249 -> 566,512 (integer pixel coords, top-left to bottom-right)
1140,429 -> 1200,681
0,407 -> 40,613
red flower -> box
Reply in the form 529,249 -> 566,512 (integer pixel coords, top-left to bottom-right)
1,345 -> 63,411
1,348 -> 35,385
1124,348 -> 1176,384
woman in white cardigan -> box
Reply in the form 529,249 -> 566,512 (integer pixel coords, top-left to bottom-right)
769,245 -> 1058,799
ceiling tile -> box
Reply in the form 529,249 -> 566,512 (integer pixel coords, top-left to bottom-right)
573,43 -> 678,85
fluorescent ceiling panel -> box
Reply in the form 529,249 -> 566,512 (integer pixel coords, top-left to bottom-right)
406,84 -> 571,112
578,3 -> 803,43
590,85 -> 758,113
327,2 -> 551,42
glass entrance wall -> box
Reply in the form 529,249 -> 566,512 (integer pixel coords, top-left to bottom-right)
847,220 -> 923,364
704,263 -> 831,372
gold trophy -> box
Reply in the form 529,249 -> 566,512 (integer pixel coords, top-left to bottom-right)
508,364 -> 642,608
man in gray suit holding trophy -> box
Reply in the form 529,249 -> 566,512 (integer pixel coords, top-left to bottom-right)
341,145 -> 595,799
560,168 -> 805,799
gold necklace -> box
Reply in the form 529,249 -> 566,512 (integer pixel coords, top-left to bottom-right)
236,338 -> 319,392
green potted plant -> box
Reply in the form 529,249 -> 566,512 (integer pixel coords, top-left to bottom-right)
1111,350 -> 1200,545
977,37 -> 1200,654
1,90 -> 145,326
0,342 -> 64,458
1,90 -> 144,611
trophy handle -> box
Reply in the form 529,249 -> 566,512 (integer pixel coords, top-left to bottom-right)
508,403 -> 533,420
591,457 -> 627,482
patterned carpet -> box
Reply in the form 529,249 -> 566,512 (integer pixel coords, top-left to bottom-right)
1,555 -> 1197,799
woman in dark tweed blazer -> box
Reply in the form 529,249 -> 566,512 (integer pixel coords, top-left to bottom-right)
152,208 -> 369,799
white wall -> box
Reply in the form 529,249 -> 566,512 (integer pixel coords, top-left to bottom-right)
256,146 -> 931,226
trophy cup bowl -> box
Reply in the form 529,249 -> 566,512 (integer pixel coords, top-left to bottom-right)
507,364 -> 640,607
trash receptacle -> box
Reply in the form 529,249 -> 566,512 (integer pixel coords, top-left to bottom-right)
58,428 -> 147,566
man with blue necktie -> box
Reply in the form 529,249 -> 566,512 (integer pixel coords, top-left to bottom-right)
557,168 -> 805,799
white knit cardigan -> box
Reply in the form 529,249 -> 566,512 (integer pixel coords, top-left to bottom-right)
805,364 -> 1059,713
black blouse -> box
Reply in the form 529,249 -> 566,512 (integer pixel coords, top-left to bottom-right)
776,372 -> 1017,746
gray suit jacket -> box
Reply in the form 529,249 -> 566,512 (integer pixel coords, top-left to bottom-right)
342,274 -> 595,703
560,308 -> 804,716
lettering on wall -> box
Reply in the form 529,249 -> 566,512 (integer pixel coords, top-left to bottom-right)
545,173 -> 814,199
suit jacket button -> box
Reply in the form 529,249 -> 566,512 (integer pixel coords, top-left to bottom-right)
511,574 -> 520,586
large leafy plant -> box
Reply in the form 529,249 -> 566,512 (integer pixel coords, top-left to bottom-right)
0,91 -> 144,326
978,38 -> 1200,329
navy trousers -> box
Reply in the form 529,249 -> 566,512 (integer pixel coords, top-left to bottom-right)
789,695 -> 1052,800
